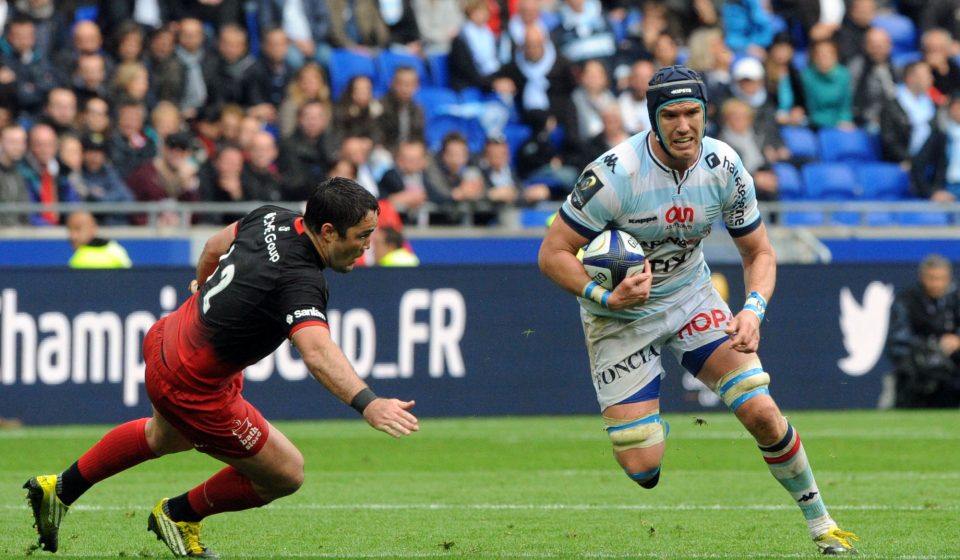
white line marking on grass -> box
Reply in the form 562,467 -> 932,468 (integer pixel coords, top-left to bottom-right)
40,553 -> 960,559
3,503 -> 958,512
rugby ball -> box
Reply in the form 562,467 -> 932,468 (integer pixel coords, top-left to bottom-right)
581,229 -> 646,290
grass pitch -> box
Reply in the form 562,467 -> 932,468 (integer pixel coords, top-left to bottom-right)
1,410 -> 958,559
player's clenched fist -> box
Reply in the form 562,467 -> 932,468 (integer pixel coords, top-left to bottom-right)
608,259 -> 653,310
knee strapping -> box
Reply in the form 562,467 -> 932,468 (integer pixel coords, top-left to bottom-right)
604,411 -> 667,453
715,359 -> 770,411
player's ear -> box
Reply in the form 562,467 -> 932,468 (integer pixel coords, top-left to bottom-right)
319,222 -> 339,240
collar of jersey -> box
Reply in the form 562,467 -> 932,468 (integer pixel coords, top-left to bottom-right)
645,131 -> 703,181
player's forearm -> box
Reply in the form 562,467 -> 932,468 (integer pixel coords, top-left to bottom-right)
304,343 -> 369,405
539,243 -> 592,297
196,222 -> 238,286
741,248 -> 776,303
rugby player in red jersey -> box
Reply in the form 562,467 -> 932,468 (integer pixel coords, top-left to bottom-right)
24,177 -> 419,557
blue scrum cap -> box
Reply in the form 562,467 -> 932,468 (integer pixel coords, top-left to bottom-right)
646,65 -> 708,154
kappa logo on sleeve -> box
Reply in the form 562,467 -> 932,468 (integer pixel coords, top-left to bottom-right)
571,170 -> 605,210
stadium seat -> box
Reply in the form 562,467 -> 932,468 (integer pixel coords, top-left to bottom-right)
329,49 -> 377,99
503,123 -> 533,160
891,50 -> 922,69
376,50 -> 428,95
801,162 -> 860,199
425,114 -> 487,154
74,5 -> 98,21
854,162 -> 910,200
895,211 -> 951,226
873,14 -> 917,54
781,126 -> 819,162
780,211 -> 825,227
817,127 -> 878,163
773,162 -> 803,200
414,86 -> 459,121
427,53 -> 450,88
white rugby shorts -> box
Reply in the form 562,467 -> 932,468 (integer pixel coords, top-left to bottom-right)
581,282 -> 732,409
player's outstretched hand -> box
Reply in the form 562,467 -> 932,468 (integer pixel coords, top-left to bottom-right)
363,399 -> 419,438
607,259 -> 652,310
725,310 -> 761,353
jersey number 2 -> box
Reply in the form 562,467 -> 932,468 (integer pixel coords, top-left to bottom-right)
202,245 -> 236,314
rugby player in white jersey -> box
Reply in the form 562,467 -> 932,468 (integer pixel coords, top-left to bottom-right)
539,65 -> 859,555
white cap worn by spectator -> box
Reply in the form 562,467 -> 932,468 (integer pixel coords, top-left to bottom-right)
732,57 -> 764,82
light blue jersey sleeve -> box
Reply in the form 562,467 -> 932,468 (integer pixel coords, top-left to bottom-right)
718,146 -> 762,237
558,161 -> 621,239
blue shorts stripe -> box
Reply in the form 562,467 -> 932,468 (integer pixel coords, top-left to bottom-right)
616,374 -> 661,405
718,368 -> 764,397
730,387 -> 770,411
681,336 -> 727,375
606,414 -> 661,433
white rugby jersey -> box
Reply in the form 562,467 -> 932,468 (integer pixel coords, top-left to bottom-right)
559,131 -> 762,320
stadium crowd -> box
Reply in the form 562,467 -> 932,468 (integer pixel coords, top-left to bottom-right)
0,0 -> 957,227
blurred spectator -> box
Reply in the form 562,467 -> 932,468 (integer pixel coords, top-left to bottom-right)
717,98 -> 779,201
413,0 -> 463,55
617,59 -> 654,134
279,100 -> 335,200
238,114 -> 266,154
145,26 -> 185,106
72,53 -> 110,109
848,27 -> 898,134
729,57 -> 789,165
786,0 -> 845,43
177,0 -> 244,29
110,100 -> 157,179
149,101 -> 187,150
125,130 -> 199,225
476,136 -> 520,206
449,0 -> 510,93
885,254 -> 960,408
920,29 -> 960,105
507,0 -> 550,48
278,62 -> 331,138
372,226 -> 419,266
513,111 -> 581,199
687,27 -> 735,126
327,0 -> 390,51
52,20 -> 110,77
920,1 -> 960,43
660,0 -> 717,40
424,131 -> 485,206
764,32 -> 807,126
175,17 -> 214,119
720,0 -> 773,59
18,123 -> 78,225
197,143 -> 248,224
925,96 -> 960,201
497,24 -> 579,140
80,96 -> 111,137
651,32 -> 680,70
98,0 -> 172,36
0,123 -> 28,227
110,61 -> 153,108
380,0 -> 422,52
258,0 -> 333,68
550,0 -> 616,64
66,211 -> 132,269
1,16 -> 64,117
242,130 -> 283,202
205,24 -> 267,116
217,104 -> 245,148
583,104 -> 630,157
58,133 -> 83,189
74,132 -> 135,225
835,0 -> 876,63
39,87 -> 80,137
110,21 -> 146,65
572,59 -> 615,142
192,104 -> 222,160
377,139 -> 437,218
251,27 -> 294,118
337,135 -> 379,195
16,0 -> 67,61
801,39 -> 854,130
377,66 -> 425,152
880,61 -> 940,198
332,75 -> 384,145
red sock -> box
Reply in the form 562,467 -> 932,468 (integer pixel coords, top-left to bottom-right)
77,418 -> 157,483
186,466 -> 267,518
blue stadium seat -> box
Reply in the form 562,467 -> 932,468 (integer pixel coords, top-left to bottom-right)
781,126 -> 819,161
781,211 -> 825,227
772,162 -> 803,200
414,86 -> 459,121
376,50 -> 428,95
817,127 -> 878,163
896,211 -> 951,226
854,162 -> 910,200
329,49 -> 377,99
425,114 -> 487,154
503,122 -> 533,160
891,50 -> 922,69
427,53 -> 450,88
74,5 -> 98,21
873,14 -> 917,54
801,162 -> 859,199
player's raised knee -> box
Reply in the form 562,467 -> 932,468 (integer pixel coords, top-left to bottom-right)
715,359 -> 770,411
604,411 -> 668,453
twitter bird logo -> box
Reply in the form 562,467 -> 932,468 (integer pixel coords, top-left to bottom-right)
838,281 -> 895,376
